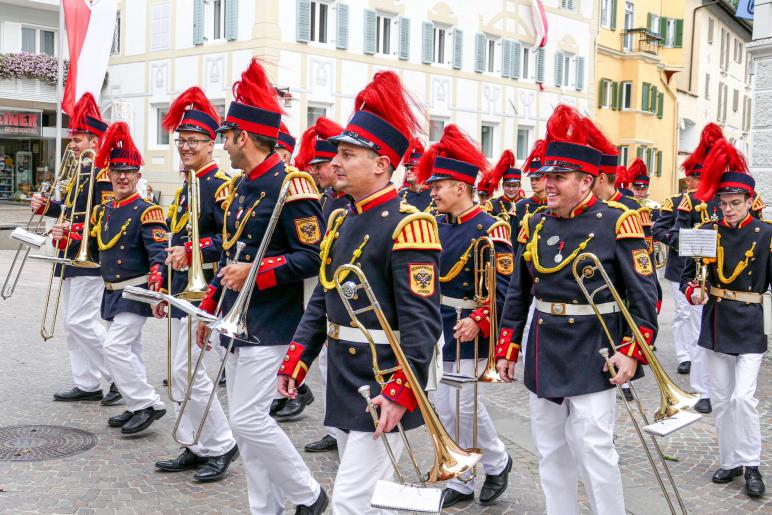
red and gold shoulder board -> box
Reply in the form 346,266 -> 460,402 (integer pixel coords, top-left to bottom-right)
752,193 -> 765,213
392,213 -> 442,251
677,194 -> 693,212
95,168 -> 111,182
616,210 -> 645,240
214,169 -> 230,182
481,200 -> 493,213
487,220 -> 512,247
660,196 -> 674,212
638,207 -> 653,227
285,170 -> 320,203
214,180 -> 233,204
141,205 -> 166,225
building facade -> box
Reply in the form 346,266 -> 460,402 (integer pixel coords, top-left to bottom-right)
594,0 -> 685,201
748,0 -> 772,214
105,0 -> 597,201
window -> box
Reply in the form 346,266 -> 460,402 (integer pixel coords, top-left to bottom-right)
157,107 -> 170,145
486,38 -> 496,73
560,0 -> 575,10
717,82 -> 728,122
618,146 -> 630,167
151,2 -> 170,51
429,118 -> 446,142
516,128 -> 531,161
743,97 -> 752,132
734,40 -> 743,64
306,105 -> 327,129
310,1 -> 328,43
733,89 -> 740,112
21,26 -> 56,56
480,124 -> 494,158
720,29 -> 730,70
111,11 -> 121,55
433,26 -> 446,64
202,0 -> 231,41
649,14 -> 660,35
212,102 -> 226,144
599,79 -> 613,108
600,0 -> 613,28
705,73 -> 711,100
563,54 -> 571,87
620,81 -> 632,110
376,14 -> 392,55
623,2 -> 634,52
664,18 -> 676,48
522,47 -> 530,79
707,17 -> 714,44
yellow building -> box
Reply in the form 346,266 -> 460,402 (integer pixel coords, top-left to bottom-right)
595,0 -> 685,201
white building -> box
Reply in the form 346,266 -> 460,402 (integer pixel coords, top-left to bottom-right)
748,0 -> 772,213
106,0 -> 597,201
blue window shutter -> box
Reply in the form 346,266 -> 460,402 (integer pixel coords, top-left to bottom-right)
452,28 -> 463,70
336,3 -> 349,50
535,47 -> 545,83
296,0 -> 311,43
575,56 -> 585,91
224,0 -> 238,41
364,9 -> 376,55
421,22 -> 433,64
398,17 -> 410,60
512,41 -> 521,79
554,51 -> 564,86
501,39 -> 512,78
193,0 -> 204,45
474,33 -> 485,73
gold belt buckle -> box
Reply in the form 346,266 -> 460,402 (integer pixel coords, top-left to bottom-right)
550,302 -> 567,316
724,290 -> 736,300
327,322 -> 340,339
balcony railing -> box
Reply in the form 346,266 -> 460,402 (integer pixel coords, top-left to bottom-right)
0,78 -> 56,104
621,28 -> 662,56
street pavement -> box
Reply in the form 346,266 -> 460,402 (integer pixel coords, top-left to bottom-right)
0,249 -> 769,514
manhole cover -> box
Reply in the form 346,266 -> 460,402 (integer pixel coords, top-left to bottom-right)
0,425 -> 97,462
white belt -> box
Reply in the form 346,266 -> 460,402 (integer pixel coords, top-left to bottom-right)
440,295 -> 478,310
104,274 -> 149,291
535,299 -> 619,316
327,320 -> 399,345
710,286 -> 762,304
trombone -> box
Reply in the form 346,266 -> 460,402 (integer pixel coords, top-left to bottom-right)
572,252 -> 698,514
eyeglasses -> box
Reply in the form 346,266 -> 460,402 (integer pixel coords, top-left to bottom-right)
174,138 -> 211,149
719,199 -> 746,209
109,169 -> 138,177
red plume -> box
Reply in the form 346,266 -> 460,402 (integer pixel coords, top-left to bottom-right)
480,149 -> 516,191
415,125 -> 488,185
696,139 -> 748,202
354,71 -> 423,139
162,86 -> 219,133
232,58 -> 285,115
95,121 -> 142,170
295,126 -> 317,171
615,165 -> 631,187
68,92 -> 103,131
403,138 -> 425,161
627,158 -> 647,180
682,123 -> 724,173
314,116 -> 344,140
583,116 -> 617,155
279,121 -> 291,136
524,139 -> 546,173
544,104 -> 587,146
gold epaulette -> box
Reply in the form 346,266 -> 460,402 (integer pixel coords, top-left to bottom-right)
214,169 -> 230,182
214,180 -> 233,204
660,196 -> 674,212
638,207 -> 653,227
392,213 -> 442,251
678,194 -> 693,212
487,220 -> 512,246
481,200 -> 493,213
616,210 -> 645,240
604,200 -> 630,212
95,168 -> 110,182
141,205 -> 166,225
285,170 -> 320,203
399,200 -> 419,214
752,193 -> 765,213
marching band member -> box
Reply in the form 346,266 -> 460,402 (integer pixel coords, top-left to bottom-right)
275,122 -> 296,166
495,106 -> 658,515
477,180 -> 493,206
37,93 -> 121,406
277,71 -> 442,514
195,59 -> 327,514
419,125 -> 513,507
680,140 -> 768,498
480,150 -> 522,221
150,87 -> 238,481
511,140 -> 548,235
398,138 -> 433,212
88,122 -> 168,434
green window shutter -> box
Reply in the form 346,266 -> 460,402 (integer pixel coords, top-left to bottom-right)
363,9 -> 377,55
610,0 -> 617,30
474,33 -> 486,73
641,83 -> 650,111
598,79 -> 606,108
636,146 -> 644,160
224,0 -> 238,41
193,0 -> 204,45
336,3 -> 349,50
296,0 -> 311,43
421,22 -> 434,64
611,81 -> 619,110
502,39 -> 513,78
535,47 -> 545,84
674,19 -> 684,48
659,17 -> 668,40
656,150 -> 663,177
452,29 -> 463,70
647,13 -> 654,32
657,92 -> 664,118
512,41 -> 522,79
554,51 -> 564,86
398,17 -> 410,60
575,56 -> 585,91
650,85 -> 658,112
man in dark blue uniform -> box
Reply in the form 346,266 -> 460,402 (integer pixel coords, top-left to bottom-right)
277,71 -> 442,514
275,121 -> 296,166
398,138 -> 434,212
511,140 -> 548,236
417,124 -> 513,508
85,121 -> 168,434
680,140 -> 768,498
194,59 -> 326,514
495,107 -> 658,514
481,150 -> 522,222
35,93 -> 120,406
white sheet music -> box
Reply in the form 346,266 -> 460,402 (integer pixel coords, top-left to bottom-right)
678,229 -> 718,258
370,480 -> 443,513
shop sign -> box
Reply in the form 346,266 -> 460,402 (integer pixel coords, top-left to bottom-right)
0,109 -> 43,137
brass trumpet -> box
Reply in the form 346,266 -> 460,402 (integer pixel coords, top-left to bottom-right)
473,236 -> 502,384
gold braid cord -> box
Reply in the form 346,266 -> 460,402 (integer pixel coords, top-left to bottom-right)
92,209 -> 132,251
716,233 -> 756,284
318,211 -> 370,290
523,217 -> 594,274
221,191 -> 266,250
440,240 -> 475,283
168,188 -> 189,234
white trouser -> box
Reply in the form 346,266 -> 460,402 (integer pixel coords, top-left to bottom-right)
318,344 -> 335,438
520,299 -> 536,360
435,359 -> 509,494
224,345 -> 320,515
669,281 -> 709,398
170,317 -> 235,457
62,276 -> 110,391
707,351 -> 763,469
103,312 -> 165,412
529,389 -> 625,515
331,428 -> 405,515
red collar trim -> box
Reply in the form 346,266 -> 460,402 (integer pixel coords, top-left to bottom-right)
610,190 -> 622,202
196,161 -> 218,178
247,153 -> 281,181
722,213 -> 752,228
530,195 -> 546,204
502,195 -> 517,202
457,205 -> 482,224
569,193 -> 597,217
354,184 -> 397,214
113,192 -> 140,208
333,190 -> 347,199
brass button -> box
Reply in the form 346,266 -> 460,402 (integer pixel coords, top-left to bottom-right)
120,245 -> 125,250
534,277 -> 540,283
117,259 -> 123,265
390,389 -> 396,396
290,344 -> 295,351
115,274 -> 121,279
568,318 -> 574,324
463,282 -> 469,287
284,355 -> 289,361
280,365 -> 285,371
396,378 -> 402,385
348,347 -> 356,355
538,319 -> 543,325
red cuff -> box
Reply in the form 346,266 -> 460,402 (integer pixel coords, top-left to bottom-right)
382,369 -> 418,412
199,284 -> 218,314
34,198 -> 50,216
494,327 -> 520,362
617,326 -> 654,365
656,299 -> 662,314
148,263 -> 163,290
470,306 -> 491,338
256,255 -> 286,291
684,282 -> 698,305
184,237 -> 213,265
52,235 -> 69,251
278,341 -> 308,385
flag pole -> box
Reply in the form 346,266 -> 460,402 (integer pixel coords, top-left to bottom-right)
54,0 -> 65,201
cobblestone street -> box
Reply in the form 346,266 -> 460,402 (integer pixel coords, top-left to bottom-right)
0,246 -> 770,514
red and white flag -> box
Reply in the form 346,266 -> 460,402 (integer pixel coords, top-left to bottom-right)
62,0 -> 117,115
529,0 -> 548,49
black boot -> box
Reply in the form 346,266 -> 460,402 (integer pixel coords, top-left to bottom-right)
304,434 -> 337,453
479,454 -> 513,505
295,488 -> 329,515
155,448 -> 208,472
101,383 -> 123,406
744,467 -> 765,498
53,387 -> 102,402
694,398 -> 712,414
108,410 -> 133,428
270,397 -> 288,416
441,488 -> 473,507
677,361 -> 691,374
275,384 -> 314,421
193,445 -> 239,482
121,407 -> 166,435
712,466 -> 743,483
218,370 -> 227,387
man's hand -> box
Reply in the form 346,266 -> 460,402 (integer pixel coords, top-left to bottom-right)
453,317 -> 480,342
605,351 -> 638,385
30,193 -> 46,213
277,375 -> 298,400
195,323 -> 212,350
50,222 -> 71,241
219,263 -> 250,292
165,246 -> 189,271
496,358 -> 516,383
151,301 -> 167,319
690,288 -> 709,305
370,394 -> 407,439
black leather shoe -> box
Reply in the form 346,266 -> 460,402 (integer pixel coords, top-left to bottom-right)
218,370 -> 226,387
276,384 -> 314,421
745,467 -> 765,498
712,466 -> 743,483
155,448 -> 208,472
101,383 -> 123,406
480,454 -> 513,505
694,398 -> 712,414
53,387 -> 103,402
270,397 -> 288,416
622,386 -> 634,402
441,488 -> 474,507
193,445 -> 239,482
304,434 -> 337,453
677,361 -> 691,374
121,407 -> 166,434
295,488 -> 329,515
108,410 -> 133,428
